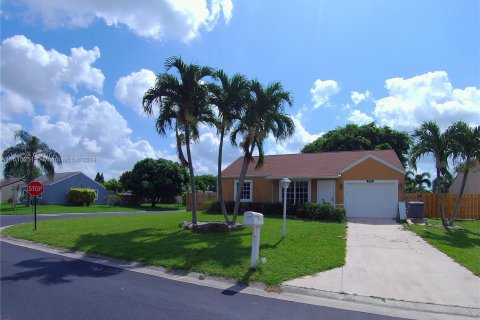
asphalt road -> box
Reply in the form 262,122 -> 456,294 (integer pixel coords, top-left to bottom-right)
1,213 -> 406,320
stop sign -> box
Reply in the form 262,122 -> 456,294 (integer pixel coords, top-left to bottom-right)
27,181 -> 44,197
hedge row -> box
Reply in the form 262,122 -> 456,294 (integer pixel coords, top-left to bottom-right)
68,188 -> 96,206
204,200 -> 345,222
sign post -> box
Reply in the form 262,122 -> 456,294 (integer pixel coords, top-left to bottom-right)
27,181 -> 44,230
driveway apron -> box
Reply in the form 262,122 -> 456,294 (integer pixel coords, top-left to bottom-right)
285,218 -> 480,308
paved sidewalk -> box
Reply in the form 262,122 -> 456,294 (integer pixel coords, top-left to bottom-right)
284,218 -> 480,309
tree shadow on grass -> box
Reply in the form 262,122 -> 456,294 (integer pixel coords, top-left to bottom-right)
422,227 -> 480,249
70,227 -> 251,276
1,258 -> 123,286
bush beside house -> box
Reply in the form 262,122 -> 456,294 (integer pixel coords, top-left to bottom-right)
68,188 -> 96,206
204,200 -> 345,222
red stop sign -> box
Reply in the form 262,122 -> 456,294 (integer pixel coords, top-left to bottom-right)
27,181 -> 44,196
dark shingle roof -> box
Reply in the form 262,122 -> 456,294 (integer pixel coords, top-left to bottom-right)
221,150 -> 404,178
0,178 -> 24,188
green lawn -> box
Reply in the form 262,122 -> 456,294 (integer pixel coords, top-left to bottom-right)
0,203 -> 185,215
406,220 -> 480,276
1,212 -> 346,285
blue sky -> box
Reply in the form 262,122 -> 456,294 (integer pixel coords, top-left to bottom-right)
1,0 -> 479,179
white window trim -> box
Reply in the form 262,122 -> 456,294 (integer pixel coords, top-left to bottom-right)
278,179 -> 311,204
94,189 -> 98,201
234,180 -> 253,202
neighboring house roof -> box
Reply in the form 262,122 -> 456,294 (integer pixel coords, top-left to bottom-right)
32,172 -> 80,185
221,150 -> 404,179
0,178 -> 24,189
449,163 -> 480,194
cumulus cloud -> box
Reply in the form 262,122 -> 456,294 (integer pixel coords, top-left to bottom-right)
310,79 -> 340,109
374,71 -> 480,129
350,90 -> 371,105
12,0 -> 233,41
115,69 -> 156,116
347,109 -> 374,125
266,113 -> 322,155
0,122 -> 22,151
30,95 -> 173,179
0,35 -> 104,119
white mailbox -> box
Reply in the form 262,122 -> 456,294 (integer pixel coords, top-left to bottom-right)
243,211 -> 264,269
243,211 -> 264,226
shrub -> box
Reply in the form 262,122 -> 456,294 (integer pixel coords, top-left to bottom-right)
68,188 -> 96,206
118,194 -> 143,206
105,194 -> 121,207
302,203 -> 345,222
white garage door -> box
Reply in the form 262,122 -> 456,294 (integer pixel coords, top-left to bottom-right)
344,180 -> 398,218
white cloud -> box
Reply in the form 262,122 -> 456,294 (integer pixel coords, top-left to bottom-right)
350,90 -> 371,105
13,0 -> 233,41
0,35 -> 104,119
0,122 -> 22,152
30,95 -> 173,179
347,109 -> 374,125
266,113 -> 322,155
310,79 -> 340,109
374,71 -> 480,129
115,69 -> 156,116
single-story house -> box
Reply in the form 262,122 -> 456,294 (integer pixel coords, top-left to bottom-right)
449,162 -> 480,194
25,172 -> 113,205
221,149 -> 405,219
0,178 -> 25,203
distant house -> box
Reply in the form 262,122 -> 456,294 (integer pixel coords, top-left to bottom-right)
0,178 -> 25,203
450,163 -> 480,195
221,150 -> 405,219
26,172 -> 113,205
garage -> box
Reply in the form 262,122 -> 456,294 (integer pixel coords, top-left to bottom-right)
344,180 -> 398,218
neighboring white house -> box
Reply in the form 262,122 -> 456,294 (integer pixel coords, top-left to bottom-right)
0,178 -> 25,203
449,163 -> 480,194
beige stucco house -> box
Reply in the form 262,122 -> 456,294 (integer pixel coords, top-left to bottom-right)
221,150 -> 405,219
0,178 -> 25,203
449,163 -> 480,194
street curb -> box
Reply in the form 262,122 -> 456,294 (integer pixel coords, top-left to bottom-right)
281,285 -> 479,318
1,235 -> 478,320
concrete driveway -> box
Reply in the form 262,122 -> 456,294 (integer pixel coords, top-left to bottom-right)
284,218 -> 480,308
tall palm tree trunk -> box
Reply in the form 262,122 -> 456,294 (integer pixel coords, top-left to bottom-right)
217,127 -> 230,224
436,167 -> 448,227
185,128 -> 198,225
449,169 -> 469,226
232,143 -> 255,224
232,155 -> 250,225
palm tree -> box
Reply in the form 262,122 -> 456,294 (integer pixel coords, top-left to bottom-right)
405,170 -> 431,192
143,56 -> 215,225
432,169 -> 453,193
230,80 -> 295,224
208,70 -> 250,224
2,130 -> 61,206
410,121 -> 452,227
446,121 -> 480,225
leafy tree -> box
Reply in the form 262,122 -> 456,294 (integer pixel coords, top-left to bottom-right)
143,56 -> 215,224
208,70 -> 250,223
119,158 -> 189,207
410,121 -> 452,227
230,80 -> 295,223
103,178 -> 123,193
406,170 -> 431,192
431,169 -> 453,193
302,123 -> 411,166
2,130 -> 61,206
94,172 -> 105,184
446,122 -> 480,225
195,174 -> 217,192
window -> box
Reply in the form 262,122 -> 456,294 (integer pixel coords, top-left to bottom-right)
234,180 -> 252,202
94,189 -> 98,201
280,180 -> 310,205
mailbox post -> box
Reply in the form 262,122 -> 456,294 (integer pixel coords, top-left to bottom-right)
281,178 -> 291,239
243,211 -> 264,269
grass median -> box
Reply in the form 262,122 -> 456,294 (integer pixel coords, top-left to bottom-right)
406,220 -> 480,276
0,203 -> 185,215
2,212 -> 346,285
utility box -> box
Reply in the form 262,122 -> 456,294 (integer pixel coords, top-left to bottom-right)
243,211 -> 264,226
408,202 -> 425,220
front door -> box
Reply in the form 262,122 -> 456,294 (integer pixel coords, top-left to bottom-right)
317,180 -> 335,205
